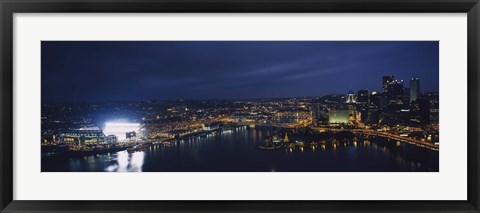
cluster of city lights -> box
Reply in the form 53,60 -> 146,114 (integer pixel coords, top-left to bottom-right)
103,122 -> 141,141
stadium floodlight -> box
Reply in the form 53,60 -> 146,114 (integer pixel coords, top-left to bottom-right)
104,122 -> 141,141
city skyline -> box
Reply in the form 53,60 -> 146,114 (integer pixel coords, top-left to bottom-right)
39,79 -> 433,105
41,41 -> 439,172
42,41 -> 439,104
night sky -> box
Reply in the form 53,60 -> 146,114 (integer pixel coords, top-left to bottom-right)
42,41 -> 438,104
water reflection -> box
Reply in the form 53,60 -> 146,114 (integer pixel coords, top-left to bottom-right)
43,127 -> 438,172
105,151 -> 145,172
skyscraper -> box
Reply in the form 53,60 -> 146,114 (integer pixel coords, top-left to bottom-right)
386,79 -> 404,112
382,76 -> 395,93
410,77 -> 420,102
357,89 -> 370,104
382,76 -> 395,107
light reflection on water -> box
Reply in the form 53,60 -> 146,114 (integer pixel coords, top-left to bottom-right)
105,151 -> 145,172
44,127 -> 439,172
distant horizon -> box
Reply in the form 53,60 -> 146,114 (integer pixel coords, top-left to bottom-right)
42,41 -> 439,104
42,89 -> 439,105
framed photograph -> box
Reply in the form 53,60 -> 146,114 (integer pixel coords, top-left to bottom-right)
1,0 -> 479,212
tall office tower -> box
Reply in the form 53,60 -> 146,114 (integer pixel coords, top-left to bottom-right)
382,76 -> 395,93
382,76 -> 395,107
386,79 -> 404,112
357,89 -> 370,104
410,77 -> 420,102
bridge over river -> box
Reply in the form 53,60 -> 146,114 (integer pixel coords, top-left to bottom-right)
311,127 -> 439,151
229,122 -> 438,151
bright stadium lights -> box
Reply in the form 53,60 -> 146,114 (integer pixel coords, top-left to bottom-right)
103,122 -> 141,141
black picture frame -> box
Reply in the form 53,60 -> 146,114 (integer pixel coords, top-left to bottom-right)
1,0 -> 479,212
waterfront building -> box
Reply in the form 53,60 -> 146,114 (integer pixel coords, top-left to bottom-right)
203,122 -> 221,131
60,129 -> 106,145
410,77 -> 420,103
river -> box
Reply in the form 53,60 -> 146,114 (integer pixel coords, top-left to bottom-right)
41,126 -> 439,172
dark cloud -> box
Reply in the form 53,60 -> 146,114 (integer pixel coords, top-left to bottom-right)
41,41 -> 439,103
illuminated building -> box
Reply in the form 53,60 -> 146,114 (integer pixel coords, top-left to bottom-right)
284,133 -> 290,143
382,76 -> 394,92
386,79 -> 404,112
328,109 -> 351,124
105,135 -> 117,144
126,131 -> 136,139
353,111 -> 362,126
410,77 -> 420,102
382,75 -> 395,107
78,125 -> 101,131
345,86 -> 356,104
137,127 -> 148,139
60,129 -> 106,145
103,122 -> 141,141
203,122 -> 220,131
